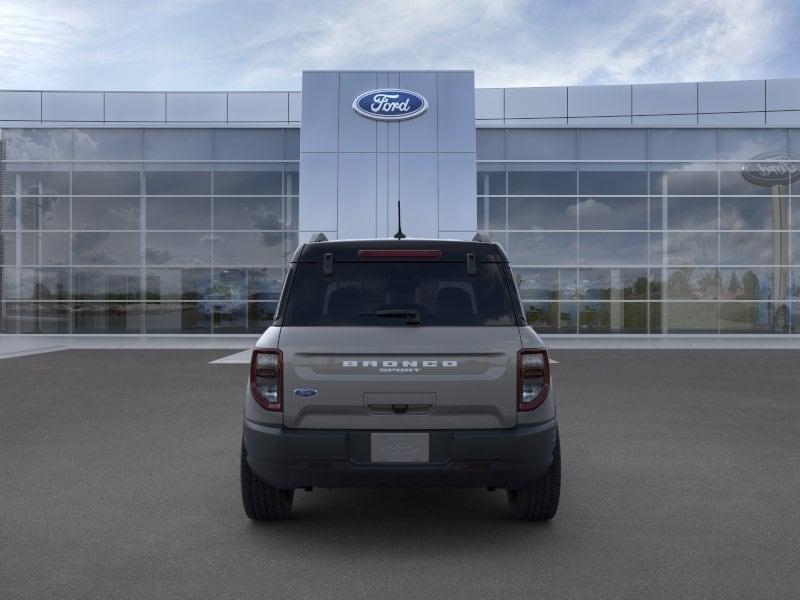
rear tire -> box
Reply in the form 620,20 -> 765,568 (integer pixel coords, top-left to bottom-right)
240,443 -> 294,521
507,433 -> 561,521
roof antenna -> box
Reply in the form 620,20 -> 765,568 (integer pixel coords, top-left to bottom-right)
393,200 -> 406,240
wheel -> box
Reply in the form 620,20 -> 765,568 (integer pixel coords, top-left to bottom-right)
240,443 -> 294,521
507,433 -> 561,521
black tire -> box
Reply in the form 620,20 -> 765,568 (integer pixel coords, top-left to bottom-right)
507,433 -> 561,521
240,443 -> 294,521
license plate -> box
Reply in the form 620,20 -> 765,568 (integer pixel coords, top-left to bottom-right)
370,433 -> 429,463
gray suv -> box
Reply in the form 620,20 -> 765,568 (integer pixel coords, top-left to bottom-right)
240,235 -> 560,521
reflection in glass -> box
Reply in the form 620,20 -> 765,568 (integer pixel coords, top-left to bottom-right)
20,197 -> 69,229
667,268 -> 721,300
144,171 -> 211,195
144,303 -> 211,334
665,302 -> 719,333
579,171 -> 647,195
508,197 -> 576,230
578,302 -> 647,334
213,170 -> 282,195
720,170 -> 773,196
8,268 -> 69,300
212,232 -> 286,265
73,268 -> 141,300
247,268 -> 283,301
579,233 -> 648,265
72,303 -> 142,333
522,302 -> 577,333
145,268 -> 212,300
72,197 -> 141,230
513,268 -> 578,301
651,170 -> 717,196
145,197 -> 211,230
578,268 -> 649,300
477,197 -> 506,230
476,170 -> 506,195
578,197 -> 647,230
508,170 -> 576,195
72,171 -> 140,195
719,268 -> 780,301
72,232 -> 140,265
667,232 -> 718,265
720,232 -> 775,265
720,197 -> 782,230
2,302 -> 70,333
720,302 -> 785,333
508,232 -> 577,265
213,197 -> 283,230
7,171 -> 70,195
145,232 -> 212,266
667,197 -> 718,229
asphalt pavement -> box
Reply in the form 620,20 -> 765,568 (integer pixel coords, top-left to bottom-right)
1,349 -> 798,599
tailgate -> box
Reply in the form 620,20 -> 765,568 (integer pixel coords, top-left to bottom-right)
279,326 -> 521,429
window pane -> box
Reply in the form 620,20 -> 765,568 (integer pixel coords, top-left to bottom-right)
1,302 -> 70,333
213,197 -> 283,229
648,129 -> 717,161
144,303 -> 211,333
718,129 -> 788,160
578,130 -> 646,161
144,171 -> 211,195
667,232 -> 719,265
507,130 -> 575,160
508,197 -> 576,230
476,170 -> 506,195
578,268 -> 649,300
579,171 -> 647,195
72,303 -> 141,333
143,130 -> 213,160
720,197 -> 781,230
146,197 -> 211,230
578,197 -> 647,230
73,129 -> 142,160
213,170 -> 282,195
6,268 -> 69,300
719,268 -> 782,301
579,233 -> 648,265
145,232 -> 211,266
72,197 -> 141,230
20,197 -> 70,230
667,198 -> 718,230
17,232 -> 70,265
72,171 -> 141,195
666,268 -> 721,300
651,171 -> 717,195
512,268 -> 578,300
213,232 -> 286,265
508,170 -> 576,195
145,268 -> 212,300
720,232 -> 775,265
72,232 -> 140,265
247,268 -> 284,301
4,129 -> 73,160
578,302 -> 648,334
522,301 -> 577,333
477,197 -> 506,230
73,268 -> 141,300
720,302 -> 785,333
665,302 -> 719,333
508,232 -> 577,265
720,170 -> 772,195
209,302 -> 250,333
247,302 -> 277,333
7,171 -> 70,195
214,129 -> 284,160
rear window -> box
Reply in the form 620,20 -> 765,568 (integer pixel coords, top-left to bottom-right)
282,262 -> 517,326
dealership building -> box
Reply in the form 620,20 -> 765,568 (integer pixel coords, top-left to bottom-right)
1,70 -> 799,336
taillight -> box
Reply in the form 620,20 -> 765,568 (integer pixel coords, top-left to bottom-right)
517,349 -> 549,411
250,349 -> 282,412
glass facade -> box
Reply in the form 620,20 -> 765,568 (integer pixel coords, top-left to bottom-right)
0,128 -> 299,333
477,128 -> 800,334
1,124 -> 798,335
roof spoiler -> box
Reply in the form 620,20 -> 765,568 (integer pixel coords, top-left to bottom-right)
472,232 -> 492,243
309,232 -> 329,243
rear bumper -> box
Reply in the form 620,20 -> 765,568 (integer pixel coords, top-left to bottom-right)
242,419 -> 558,489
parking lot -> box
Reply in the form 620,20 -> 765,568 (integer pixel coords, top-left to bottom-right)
1,349 -> 799,599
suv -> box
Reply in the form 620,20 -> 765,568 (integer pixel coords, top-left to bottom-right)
240,236 -> 560,521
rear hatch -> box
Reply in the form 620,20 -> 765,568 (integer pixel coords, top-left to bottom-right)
276,244 -> 523,430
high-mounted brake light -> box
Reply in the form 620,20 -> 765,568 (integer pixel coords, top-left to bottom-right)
250,349 -> 283,412
517,349 -> 549,411
357,249 -> 442,259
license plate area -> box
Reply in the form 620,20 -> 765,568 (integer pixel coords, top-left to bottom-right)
370,433 -> 430,463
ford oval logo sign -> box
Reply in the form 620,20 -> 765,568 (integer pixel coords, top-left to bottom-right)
353,89 -> 428,121
742,152 -> 800,187
293,387 -> 318,398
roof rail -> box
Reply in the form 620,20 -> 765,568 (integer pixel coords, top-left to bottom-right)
308,233 -> 329,243
472,232 -> 493,243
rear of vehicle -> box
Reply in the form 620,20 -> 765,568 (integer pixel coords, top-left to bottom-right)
241,239 -> 560,521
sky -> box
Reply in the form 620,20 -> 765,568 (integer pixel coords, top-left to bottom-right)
0,0 -> 797,91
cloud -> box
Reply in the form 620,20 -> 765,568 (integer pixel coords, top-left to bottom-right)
0,0 -> 794,90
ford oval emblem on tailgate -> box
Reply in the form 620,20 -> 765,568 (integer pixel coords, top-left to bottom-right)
293,387 -> 318,398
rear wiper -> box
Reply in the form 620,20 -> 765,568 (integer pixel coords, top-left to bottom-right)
360,309 -> 421,325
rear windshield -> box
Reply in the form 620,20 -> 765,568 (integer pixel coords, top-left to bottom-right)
282,262 -> 518,326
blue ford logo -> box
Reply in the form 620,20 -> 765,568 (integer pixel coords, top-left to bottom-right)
353,89 -> 428,121
293,387 -> 318,398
